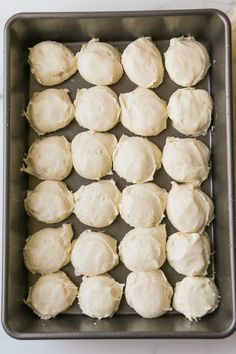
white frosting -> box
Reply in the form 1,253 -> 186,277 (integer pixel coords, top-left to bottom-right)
119,183 -> 167,228
25,271 -> 78,320
74,86 -> 120,132
120,87 -> 168,136
167,182 -> 214,233
125,270 -> 173,318
25,89 -> 74,135
119,225 -> 167,271
168,88 -> 213,136
121,37 -> 164,88
23,136 -> 72,181
24,224 -> 73,275
166,232 -> 211,276
73,180 -> 121,227
24,181 -> 74,224
71,230 -> 119,276
78,274 -> 124,319
113,135 -> 162,183
28,41 -> 77,86
76,38 -> 123,85
162,137 -> 210,185
164,36 -> 210,87
173,276 -> 219,321
71,131 -> 117,180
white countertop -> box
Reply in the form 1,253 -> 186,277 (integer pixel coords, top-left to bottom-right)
1,1 -> 236,353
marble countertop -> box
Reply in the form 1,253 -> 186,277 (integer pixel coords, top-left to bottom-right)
1,1 -> 236,353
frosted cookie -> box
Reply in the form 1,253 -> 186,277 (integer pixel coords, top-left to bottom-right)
28,41 -> 77,86
71,131 -> 117,180
76,38 -> 123,85
74,86 -> 120,131
23,136 -> 72,181
73,180 -> 121,227
24,89 -> 74,135
120,87 -> 168,136
24,180 -> 74,224
162,137 -> 210,185
25,271 -> 78,319
166,182 -> 214,233
24,224 -> 73,275
164,36 -> 210,87
71,230 -> 119,276
119,225 -> 167,271
119,183 -> 167,228
121,37 -> 164,88
78,274 -> 124,319
125,270 -> 173,318
168,88 -> 213,136
166,232 -> 211,276
173,276 -> 219,321
113,135 -> 162,183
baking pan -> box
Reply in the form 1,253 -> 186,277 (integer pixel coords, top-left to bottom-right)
2,9 -> 236,339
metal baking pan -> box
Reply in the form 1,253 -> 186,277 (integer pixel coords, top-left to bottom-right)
2,9 -> 236,339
